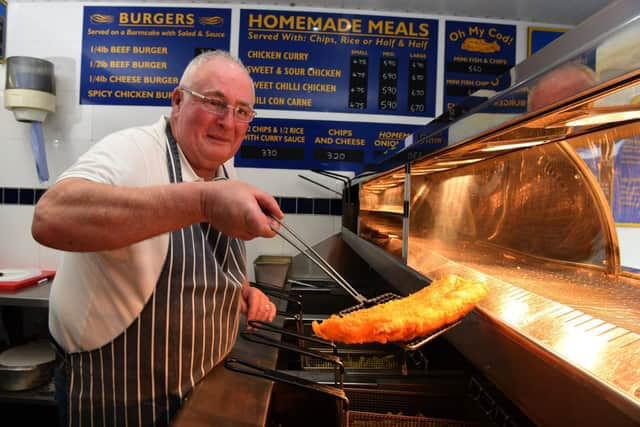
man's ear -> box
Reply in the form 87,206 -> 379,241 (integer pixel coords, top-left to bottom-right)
171,87 -> 182,108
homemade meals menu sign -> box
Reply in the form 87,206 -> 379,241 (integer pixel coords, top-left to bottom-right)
238,10 -> 438,117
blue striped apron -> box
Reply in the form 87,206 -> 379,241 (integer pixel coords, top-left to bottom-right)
59,124 -> 246,427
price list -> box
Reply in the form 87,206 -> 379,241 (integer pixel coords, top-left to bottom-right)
236,118 -> 421,172
443,20 -> 516,113
378,58 -> 398,111
239,10 -> 437,117
408,60 -> 427,113
348,56 -> 368,110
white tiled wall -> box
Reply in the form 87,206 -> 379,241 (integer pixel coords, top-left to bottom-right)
0,1 -> 348,279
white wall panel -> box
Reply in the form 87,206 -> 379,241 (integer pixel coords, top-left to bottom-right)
0,205 -> 41,268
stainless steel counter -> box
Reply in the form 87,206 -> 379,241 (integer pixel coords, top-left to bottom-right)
342,229 -> 640,426
171,258 -> 291,427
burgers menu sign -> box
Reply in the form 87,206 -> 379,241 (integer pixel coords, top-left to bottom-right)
79,6 -> 231,105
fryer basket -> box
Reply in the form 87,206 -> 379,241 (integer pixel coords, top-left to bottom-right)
348,411 -> 481,427
303,351 -> 400,370
271,218 -> 464,350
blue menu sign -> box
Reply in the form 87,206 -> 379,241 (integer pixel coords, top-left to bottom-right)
528,27 -> 568,56
235,118 -> 421,173
80,6 -> 231,105
443,20 -> 516,113
239,10 -> 438,117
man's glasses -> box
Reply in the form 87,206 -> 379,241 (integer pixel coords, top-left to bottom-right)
180,87 -> 256,123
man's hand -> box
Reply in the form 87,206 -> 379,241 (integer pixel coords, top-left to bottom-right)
200,179 -> 283,240
240,286 -> 276,324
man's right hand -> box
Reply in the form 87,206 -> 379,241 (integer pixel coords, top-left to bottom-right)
199,179 -> 283,240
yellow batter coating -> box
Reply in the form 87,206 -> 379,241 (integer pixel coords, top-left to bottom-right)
311,275 -> 489,344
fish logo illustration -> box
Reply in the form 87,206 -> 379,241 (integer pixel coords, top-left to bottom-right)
89,14 -> 114,24
461,37 -> 500,53
199,16 -> 224,26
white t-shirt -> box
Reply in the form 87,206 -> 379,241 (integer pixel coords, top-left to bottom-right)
49,117 -> 237,353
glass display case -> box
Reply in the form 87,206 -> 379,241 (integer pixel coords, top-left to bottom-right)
358,167 -> 405,260
342,1 -> 640,425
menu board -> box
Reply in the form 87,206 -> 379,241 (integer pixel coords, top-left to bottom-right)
443,20 -> 516,113
239,10 -> 438,117
235,118 -> 421,172
80,6 -> 231,105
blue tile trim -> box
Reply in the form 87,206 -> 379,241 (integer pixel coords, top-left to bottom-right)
297,198 -> 313,214
19,188 -> 35,205
314,198 -> 330,215
35,188 -> 46,202
4,188 -> 19,204
0,187 -> 343,216
279,197 -> 297,214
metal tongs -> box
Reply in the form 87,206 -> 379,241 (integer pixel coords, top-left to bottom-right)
269,216 -> 400,310
269,216 -> 462,351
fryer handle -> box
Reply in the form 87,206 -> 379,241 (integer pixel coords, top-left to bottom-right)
287,279 -> 321,289
242,331 -> 343,372
274,309 -> 301,322
243,320 -> 344,386
250,281 -> 303,307
224,358 -> 349,406
248,319 -> 335,349
249,282 -> 304,333
240,331 -> 344,387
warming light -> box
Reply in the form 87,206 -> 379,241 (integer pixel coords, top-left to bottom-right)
565,110 -> 640,126
479,140 -> 546,152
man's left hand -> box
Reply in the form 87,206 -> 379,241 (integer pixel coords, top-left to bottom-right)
241,286 -> 276,324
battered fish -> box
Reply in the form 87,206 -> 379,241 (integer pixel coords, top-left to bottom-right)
311,275 -> 489,344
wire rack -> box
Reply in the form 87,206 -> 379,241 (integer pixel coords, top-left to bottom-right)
348,411 -> 482,427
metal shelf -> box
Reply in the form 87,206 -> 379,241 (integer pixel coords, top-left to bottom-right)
0,280 -> 50,307
0,282 -> 53,405
0,381 -> 55,405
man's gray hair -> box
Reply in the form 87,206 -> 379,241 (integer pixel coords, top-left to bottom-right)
179,50 -> 251,87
